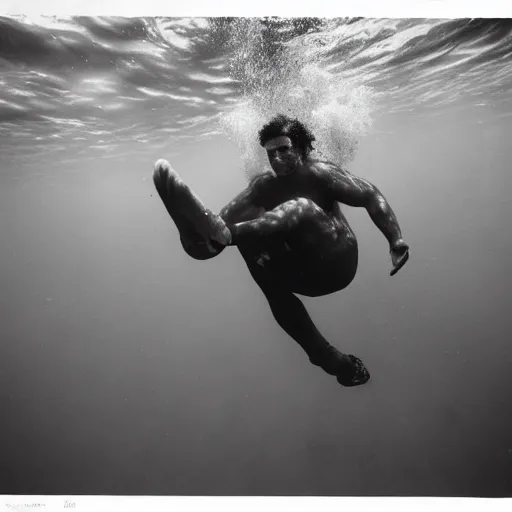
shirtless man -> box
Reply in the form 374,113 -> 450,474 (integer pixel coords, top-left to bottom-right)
153,114 -> 409,387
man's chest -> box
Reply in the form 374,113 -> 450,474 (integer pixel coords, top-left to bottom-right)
256,174 -> 333,212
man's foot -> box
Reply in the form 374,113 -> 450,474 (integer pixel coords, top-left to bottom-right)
390,240 -> 410,276
153,159 -> 232,253
309,346 -> 370,387
335,355 -> 371,387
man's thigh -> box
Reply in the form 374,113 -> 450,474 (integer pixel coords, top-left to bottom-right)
239,238 -> 358,298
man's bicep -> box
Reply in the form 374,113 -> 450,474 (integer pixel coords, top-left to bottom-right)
325,169 -> 375,207
219,175 -> 266,223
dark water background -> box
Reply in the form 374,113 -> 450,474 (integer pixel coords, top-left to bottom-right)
1,17 -> 511,496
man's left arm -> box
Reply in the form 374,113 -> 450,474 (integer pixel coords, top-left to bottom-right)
318,164 -> 410,275
219,173 -> 269,225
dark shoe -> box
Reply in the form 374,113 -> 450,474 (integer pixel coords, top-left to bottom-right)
335,355 -> 370,387
309,347 -> 370,387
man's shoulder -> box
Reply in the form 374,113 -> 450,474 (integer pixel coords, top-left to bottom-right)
248,171 -> 276,189
307,158 -> 346,180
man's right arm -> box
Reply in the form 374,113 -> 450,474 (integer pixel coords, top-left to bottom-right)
219,173 -> 269,225
317,163 -> 410,274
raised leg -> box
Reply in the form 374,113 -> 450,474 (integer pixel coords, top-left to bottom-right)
230,197 -> 338,251
241,250 -> 370,387
153,159 -> 231,260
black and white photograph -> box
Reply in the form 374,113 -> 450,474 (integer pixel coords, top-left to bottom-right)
1,6 -> 511,507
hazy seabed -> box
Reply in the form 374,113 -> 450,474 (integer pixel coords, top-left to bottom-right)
1,17 -> 511,496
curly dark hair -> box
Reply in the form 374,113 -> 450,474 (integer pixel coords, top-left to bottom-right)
258,114 -> 316,157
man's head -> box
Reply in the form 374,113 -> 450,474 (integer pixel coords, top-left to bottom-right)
258,115 -> 315,176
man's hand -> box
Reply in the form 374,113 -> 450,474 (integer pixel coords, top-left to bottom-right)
390,239 -> 410,276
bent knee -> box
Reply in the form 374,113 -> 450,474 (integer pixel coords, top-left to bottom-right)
282,197 -> 312,206
280,197 -> 321,217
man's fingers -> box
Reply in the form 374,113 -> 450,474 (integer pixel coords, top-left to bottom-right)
390,250 -> 409,276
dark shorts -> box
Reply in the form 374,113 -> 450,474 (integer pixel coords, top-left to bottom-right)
240,236 -> 359,297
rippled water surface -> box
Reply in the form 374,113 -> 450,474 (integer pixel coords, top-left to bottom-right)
1,17 -> 512,168
1,17 -> 512,497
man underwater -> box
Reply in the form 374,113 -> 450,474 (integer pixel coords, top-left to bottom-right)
153,114 -> 410,387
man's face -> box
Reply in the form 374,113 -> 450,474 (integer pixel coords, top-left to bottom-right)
264,136 -> 303,176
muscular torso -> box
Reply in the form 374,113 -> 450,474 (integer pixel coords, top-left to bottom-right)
251,159 -> 356,240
